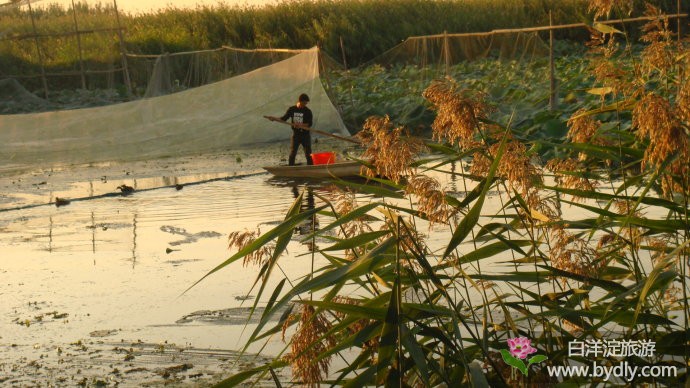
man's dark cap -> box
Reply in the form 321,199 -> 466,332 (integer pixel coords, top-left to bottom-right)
299,93 -> 310,102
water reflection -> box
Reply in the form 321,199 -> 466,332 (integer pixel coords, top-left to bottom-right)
291,184 -> 319,237
0,171 -> 247,212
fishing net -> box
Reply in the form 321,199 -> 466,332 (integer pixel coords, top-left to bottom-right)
128,47 -> 319,98
333,30 -> 551,129
368,30 -> 549,70
0,78 -> 52,113
0,47 -> 348,173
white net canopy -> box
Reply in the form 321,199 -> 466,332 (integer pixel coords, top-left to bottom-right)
129,47 -> 323,98
0,47 -> 348,173
331,30 -> 550,130
368,31 -> 549,69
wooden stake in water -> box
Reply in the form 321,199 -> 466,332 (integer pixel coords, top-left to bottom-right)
71,0 -> 87,90
113,0 -> 132,94
339,36 -> 348,70
26,0 -> 48,99
549,11 -> 557,111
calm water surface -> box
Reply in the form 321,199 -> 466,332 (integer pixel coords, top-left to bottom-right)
0,171 -> 355,384
1,162 -> 633,385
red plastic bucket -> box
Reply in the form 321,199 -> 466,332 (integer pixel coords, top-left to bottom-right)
311,152 -> 336,165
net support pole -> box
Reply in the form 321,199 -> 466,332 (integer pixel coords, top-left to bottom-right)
443,30 -> 450,75
678,0 -> 683,42
71,0 -> 87,89
113,0 -> 132,94
339,36 -> 348,70
26,0 -> 49,99
549,11 -> 557,111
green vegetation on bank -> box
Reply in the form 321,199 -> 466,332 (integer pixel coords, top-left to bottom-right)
0,0 -> 685,82
330,51 -> 597,133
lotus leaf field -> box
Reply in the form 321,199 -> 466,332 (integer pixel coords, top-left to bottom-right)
328,44 -> 609,155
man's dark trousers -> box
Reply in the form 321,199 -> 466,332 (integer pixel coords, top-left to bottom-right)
289,131 -> 313,165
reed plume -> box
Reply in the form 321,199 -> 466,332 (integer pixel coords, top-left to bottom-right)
406,174 -> 453,225
470,134 -> 542,197
632,92 -> 689,196
588,0 -> 631,19
284,305 -> 336,387
639,4 -> 676,77
585,19 -> 637,99
545,158 -> 598,201
228,229 -> 273,267
331,296 -> 379,355
549,226 -> 602,279
330,188 -> 373,239
566,109 -> 614,162
356,115 -> 425,184
422,77 -> 491,149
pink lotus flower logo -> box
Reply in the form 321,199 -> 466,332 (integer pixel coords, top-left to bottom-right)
501,337 -> 547,376
508,337 -> 538,359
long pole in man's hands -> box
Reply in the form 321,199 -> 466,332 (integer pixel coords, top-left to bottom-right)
263,116 -> 360,144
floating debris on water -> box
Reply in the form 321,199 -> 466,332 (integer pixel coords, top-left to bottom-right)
54,197 -> 70,207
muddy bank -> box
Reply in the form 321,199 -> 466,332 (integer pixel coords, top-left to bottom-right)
0,338 -> 283,387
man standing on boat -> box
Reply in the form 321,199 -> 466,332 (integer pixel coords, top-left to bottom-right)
267,93 -> 313,166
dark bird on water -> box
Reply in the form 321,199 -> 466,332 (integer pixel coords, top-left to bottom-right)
54,197 -> 70,207
117,184 -> 135,194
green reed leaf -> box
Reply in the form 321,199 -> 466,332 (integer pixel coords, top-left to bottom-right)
538,264 -> 628,292
457,240 -> 532,264
302,202 -> 381,239
334,179 -> 405,198
343,364 -> 378,388
214,359 -> 288,387
376,278 -> 401,382
444,134 -> 507,258
632,240 -> 689,327
401,326 -> 430,385
321,230 -> 391,251
656,329 -> 690,356
303,299 -> 387,320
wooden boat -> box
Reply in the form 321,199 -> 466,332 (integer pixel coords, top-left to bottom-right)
263,161 -> 361,178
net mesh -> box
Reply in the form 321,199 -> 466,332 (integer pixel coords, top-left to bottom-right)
0,47 -> 348,173
368,31 -> 549,69
332,31 -> 550,130
128,47 -> 314,98
0,78 -> 52,113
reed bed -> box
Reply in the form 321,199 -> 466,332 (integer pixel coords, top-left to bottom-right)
197,4 -> 689,386
0,0 -> 684,84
